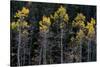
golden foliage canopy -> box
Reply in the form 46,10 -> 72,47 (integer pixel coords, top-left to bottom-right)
50,5 -> 69,29
11,21 -> 29,31
76,29 -> 85,43
72,13 -> 85,29
15,7 -> 29,18
11,7 -> 30,31
39,16 -> 51,32
50,5 -> 69,22
86,18 -> 96,38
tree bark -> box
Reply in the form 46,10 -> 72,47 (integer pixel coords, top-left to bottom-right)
39,45 -> 42,64
87,39 -> 91,61
80,40 -> 82,62
43,32 -> 47,64
17,20 -> 21,66
61,29 -> 63,63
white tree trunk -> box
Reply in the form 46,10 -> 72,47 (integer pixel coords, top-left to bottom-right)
17,21 -> 21,66
43,32 -> 47,64
61,29 -> 63,63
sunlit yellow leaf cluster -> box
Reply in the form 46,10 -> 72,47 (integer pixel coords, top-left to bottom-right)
22,7 -> 29,15
50,5 -> 69,29
73,13 -> 96,41
11,21 -> 29,31
60,22 -> 65,29
74,16 -> 96,43
86,18 -> 96,38
76,29 -> 85,42
39,16 -> 51,32
72,13 -> 85,28
11,7 -> 30,31
64,14 -> 69,22
51,5 -> 69,22
11,22 -> 19,30
57,5 -> 67,18
91,18 -> 96,25
75,13 -> 85,21
15,7 -> 29,18
21,21 -> 29,28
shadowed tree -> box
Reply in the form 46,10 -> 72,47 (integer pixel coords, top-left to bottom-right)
72,13 -> 86,62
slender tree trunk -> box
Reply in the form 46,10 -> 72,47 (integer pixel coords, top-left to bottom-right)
80,40 -> 82,62
29,43 -> 31,65
39,45 -> 42,64
43,32 -> 47,64
40,31 -> 47,64
50,44 -> 52,64
17,17 -> 24,66
61,29 -> 63,63
17,20 -> 21,66
23,43 -> 26,65
87,39 -> 91,61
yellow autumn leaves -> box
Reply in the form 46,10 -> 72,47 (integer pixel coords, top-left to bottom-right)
11,6 -> 96,38
86,18 -> 96,38
11,7 -> 29,30
50,6 -> 69,29
60,22 -> 65,29
51,5 -> 69,22
76,29 -> 85,41
73,13 -> 96,42
57,6 -> 69,29
15,7 -> 29,18
39,16 -> 51,32
11,21 -> 29,30
75,13 -> 85,21
57,5 -> 67,18
74,13 -> 86,42
39,5 -> 69,32
72,13 -> 85,28
11,22 -> 18,30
